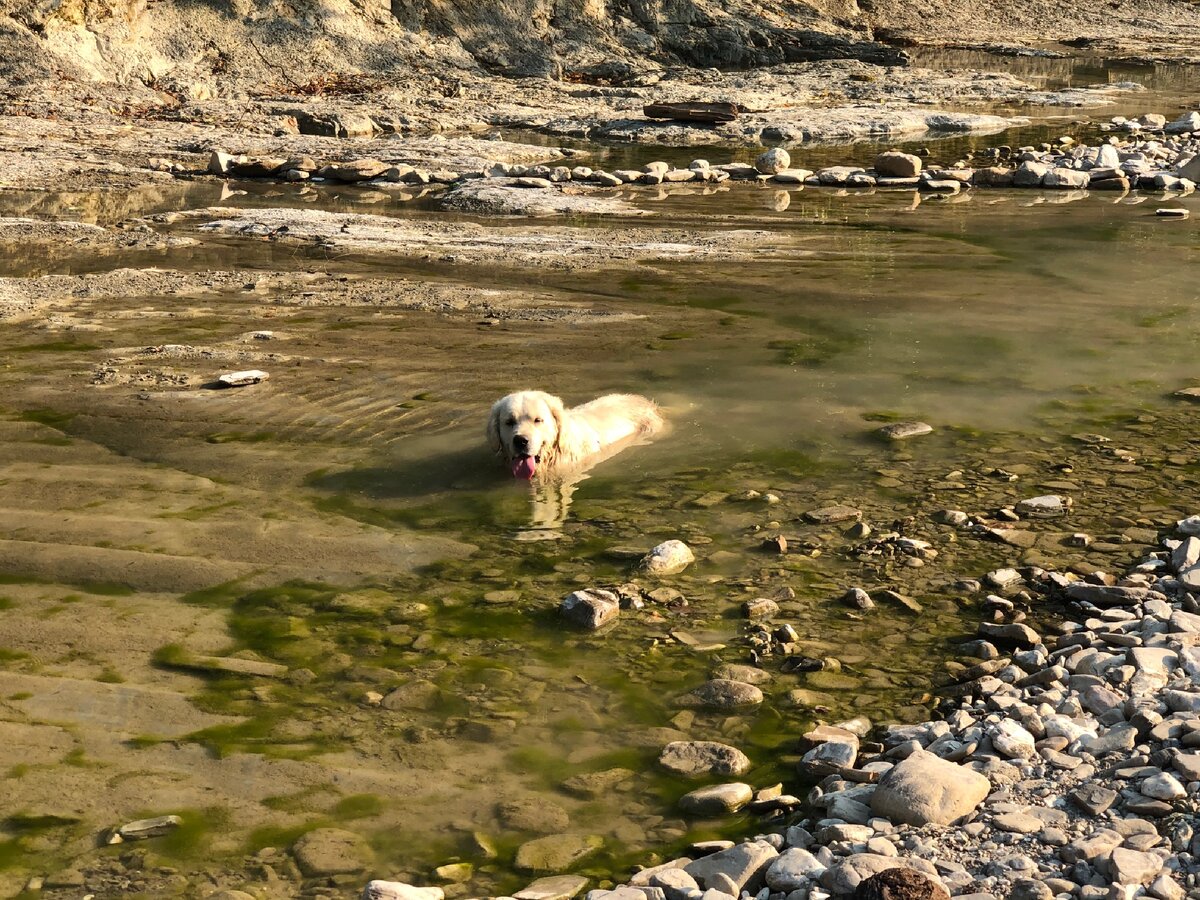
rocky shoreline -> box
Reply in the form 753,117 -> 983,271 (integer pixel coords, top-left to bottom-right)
363,510 -> 1200,900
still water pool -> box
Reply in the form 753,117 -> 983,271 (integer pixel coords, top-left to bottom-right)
0,137 -> 1198,898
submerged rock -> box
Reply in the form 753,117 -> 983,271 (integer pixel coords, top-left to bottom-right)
639,540 -> 695,576
292,828 -> 373,876
659,740 -> 751,777
678,783 -> 753,816
876,422 -> 932,440
514,834 -> 602,874
560,589 -> 620,629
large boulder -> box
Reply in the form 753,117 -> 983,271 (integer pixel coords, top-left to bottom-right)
869,750 -> 990,826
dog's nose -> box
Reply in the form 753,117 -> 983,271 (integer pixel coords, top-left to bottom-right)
513,434 -> 529,452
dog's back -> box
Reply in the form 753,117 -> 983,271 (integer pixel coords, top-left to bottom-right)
570,393 -> 663,446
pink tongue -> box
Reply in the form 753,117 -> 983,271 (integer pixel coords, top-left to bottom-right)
512,456 -> 537,480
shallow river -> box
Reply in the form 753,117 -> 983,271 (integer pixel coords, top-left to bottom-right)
1,63 -> 1199,899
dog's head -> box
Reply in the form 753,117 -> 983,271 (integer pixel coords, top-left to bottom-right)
487,390 -> 564,479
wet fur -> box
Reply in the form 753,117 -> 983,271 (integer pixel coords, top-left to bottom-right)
487,390 -> 664,475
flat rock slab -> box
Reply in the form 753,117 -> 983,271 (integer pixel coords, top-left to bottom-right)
513,874 -> 591,900
803,505 -> 862,524
115,814 -> 183,841
679,783 -> 754,816
291,828 -> 374,876
659,741 -> 751,777
877,421 -> 933,440
514,834 -> 602,874
364,882 -> 445,900
217,369 -> 269,387
677,679 -> 763,711
684,840 -> 778,893
441,180 -> 645,217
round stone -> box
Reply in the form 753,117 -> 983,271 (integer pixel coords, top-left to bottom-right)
755,147 -> 791,175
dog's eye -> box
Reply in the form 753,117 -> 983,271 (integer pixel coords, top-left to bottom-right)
506,418 -> 516,427
534,417 -> 543,424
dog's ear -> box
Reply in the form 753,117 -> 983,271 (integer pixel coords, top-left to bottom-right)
545,393 -> 567,457
486,400 -> 504,455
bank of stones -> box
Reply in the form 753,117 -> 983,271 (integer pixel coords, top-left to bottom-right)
370,507 -> 1200,900
199,109 -> 1200,202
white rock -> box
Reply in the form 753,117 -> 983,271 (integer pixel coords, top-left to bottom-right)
1016,494 -> 1071,518
755,148 -> 791,175
764,848 -> 826,891
364,883 -> 445,900
218,369 -> 269,387
1141,771 -> 1186,800
1166,111 -> 1200,133
560,589 -> 620,629
640,540 -> 695,576
990,719 -> 1036,758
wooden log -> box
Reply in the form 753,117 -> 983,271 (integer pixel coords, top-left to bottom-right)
643,101 -> 739,124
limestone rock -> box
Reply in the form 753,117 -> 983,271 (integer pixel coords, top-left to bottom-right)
363,883 -> 445,900
684,840 -> 778,893
560,589 -> 620,629
1108,848 -> 1163,885
659,741 -> 751,777
515,834 -> 602,874
877,422 -> 932,440
875,151 -> 922,178
765,847 -> 826,891
513,874 -> 591,900
756,148 -> 791,175
869,750 -> 990,826
292,828 -> 374,876
218,369 -> 269,387
820,856 -> 938,896
678,783 -> 753,816
678,679 -> 763,710
640,540 -> 695,576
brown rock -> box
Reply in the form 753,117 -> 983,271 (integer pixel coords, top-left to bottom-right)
855,868 -> 951,900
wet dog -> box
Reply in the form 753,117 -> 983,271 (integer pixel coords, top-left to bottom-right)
487,390 -> 663,480
487,390 -> 664,530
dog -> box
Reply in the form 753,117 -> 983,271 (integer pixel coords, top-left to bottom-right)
487,390 -> 664,482
487,390 -> 664,532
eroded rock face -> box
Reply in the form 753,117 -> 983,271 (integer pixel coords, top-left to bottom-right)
0,0 -> 900,89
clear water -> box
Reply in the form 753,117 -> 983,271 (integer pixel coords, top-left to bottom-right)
1,71 -> 1199,897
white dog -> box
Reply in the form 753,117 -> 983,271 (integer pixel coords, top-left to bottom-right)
487,390 -> 664,482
